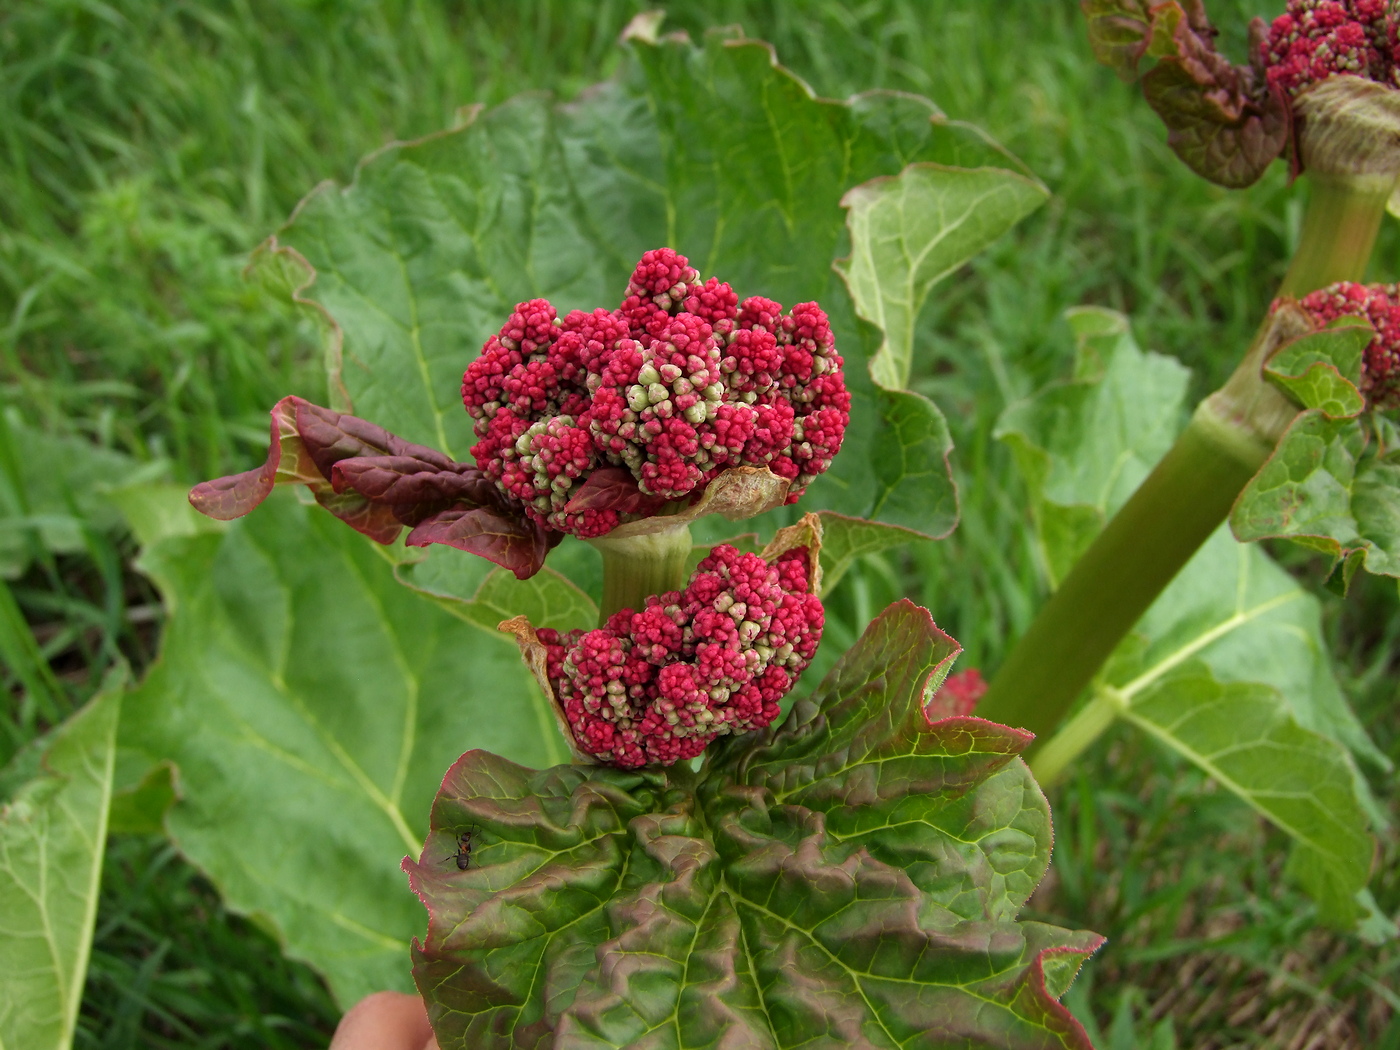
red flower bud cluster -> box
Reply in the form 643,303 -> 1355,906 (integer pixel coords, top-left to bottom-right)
1293,281 -> 1400,407
462,249 -> 850,538
536,544 -> 823,768
1264,0 -> 1400,97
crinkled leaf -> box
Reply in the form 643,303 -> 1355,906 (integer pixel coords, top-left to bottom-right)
1106,661 -> 1374,926
1081,1 -> 1287,187
995,307 -> 1191,586
1263,317 -> 1370,420
252,25 -> 1042,537
0,679 -> 120,1050
407,599 -> 1102,1049
189,396 -> 550,578
1232,410 -> 1400,583
1000,306 -> 1384,922
1081,0 -> 1164,80
834,163 -> 1048,537
119,492 -> 569,1004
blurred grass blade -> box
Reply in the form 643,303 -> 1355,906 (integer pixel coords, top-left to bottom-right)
0,676 -> 122,1050
0,575 -> 65,722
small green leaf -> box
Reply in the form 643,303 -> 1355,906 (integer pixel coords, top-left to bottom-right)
1110,661 -> 1373,925
120,492 -> 569,1004
394,545 -> 597,633
1263,318 -> 1370,420
814,511 -> 923,592
408,600 -> 1102,1049
0,678 -> 121,1050
1232,411 -> 1400,582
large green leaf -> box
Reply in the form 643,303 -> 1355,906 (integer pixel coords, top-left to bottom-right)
835,163 -> 1048,392
252,23 -> 1042,534
997,306 -> 1383,923
1101,659 -> 1373,925
995,307 -> 1190,587
0,680 -> 121,1050
407,599 -> 1102,1049
394,543 -> 597,632
832,163 -> 1047,536
118,492 -> 569,1004
1231,411 -> 1400,586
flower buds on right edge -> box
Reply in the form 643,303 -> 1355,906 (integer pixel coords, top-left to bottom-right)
1290,281 -> 1400,407
1082,0 -> 1400,187
501,515 -> 824,770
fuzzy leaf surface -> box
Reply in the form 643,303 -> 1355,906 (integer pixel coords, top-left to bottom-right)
0,682 -> 120,1050
1232,411 -> 1400,582
253,27 -> 1044,536
407,600 -> 1102,1049
999,307 -> 1383,920
119,493 -> 569,1004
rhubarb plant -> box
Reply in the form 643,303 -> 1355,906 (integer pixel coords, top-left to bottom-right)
82,4 -> 1400,1047
96,20 -> 1112,1047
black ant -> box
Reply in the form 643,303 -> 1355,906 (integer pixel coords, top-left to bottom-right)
445,826 -> 480,871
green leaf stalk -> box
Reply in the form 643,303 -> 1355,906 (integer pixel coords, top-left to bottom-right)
588,523 -> 694,623
978,171 -> 1393,750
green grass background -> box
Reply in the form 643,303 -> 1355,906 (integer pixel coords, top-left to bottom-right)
2,0 -> 1397,1046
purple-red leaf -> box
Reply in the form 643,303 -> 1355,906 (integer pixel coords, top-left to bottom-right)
405,506 -> 555,580
189,396 -> 555,576
562,466 -> 668,516
1083,1 -> 1288,187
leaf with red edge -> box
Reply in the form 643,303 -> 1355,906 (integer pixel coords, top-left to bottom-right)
1081,0 -> 1288,187
1081,0 -> 1165,80
189,396 -> 554,577
406,599 -> 1102,1049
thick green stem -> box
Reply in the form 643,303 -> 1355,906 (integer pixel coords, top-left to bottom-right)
588,524 -> 693,624
979,171 -> 1391,761
977,405 -> 1265,740
1029,690 -> 1120,788
1278,173 -> 1393,299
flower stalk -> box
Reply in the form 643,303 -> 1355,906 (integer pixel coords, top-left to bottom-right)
978,168 -> 1393,750
588,523 -> 693,623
